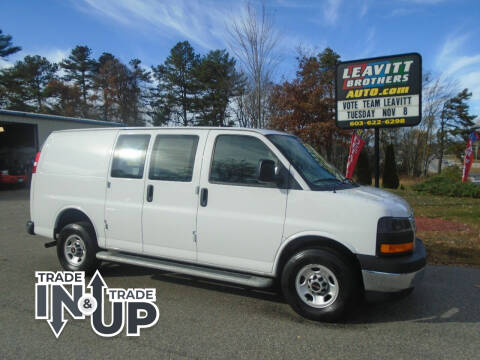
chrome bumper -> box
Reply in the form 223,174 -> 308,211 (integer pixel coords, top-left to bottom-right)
362,267 -> 425,292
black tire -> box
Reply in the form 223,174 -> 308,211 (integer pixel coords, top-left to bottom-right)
281,248 -> 359,322
57,221 -> 99,274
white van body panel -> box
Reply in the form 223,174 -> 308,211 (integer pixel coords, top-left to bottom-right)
195,130 -> 289,274
31,129 -> 118,246
272,229 -> 355,274
281,186 -> 412,261
30,127 -> 421,288
271,186 -> 413,274
348,186 -> 413,217
141,129 -> 208,262
104,129 -> 152,253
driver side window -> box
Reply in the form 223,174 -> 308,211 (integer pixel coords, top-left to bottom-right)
209,135 -> 278,188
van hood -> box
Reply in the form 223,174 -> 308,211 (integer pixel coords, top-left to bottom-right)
339,185 -> 413,218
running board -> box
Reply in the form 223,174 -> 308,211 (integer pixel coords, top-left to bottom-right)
96,251 -> 273,289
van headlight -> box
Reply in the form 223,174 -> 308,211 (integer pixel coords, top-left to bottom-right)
376,217 -> 415,256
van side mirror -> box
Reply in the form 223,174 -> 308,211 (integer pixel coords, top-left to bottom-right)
258,159 -> 277,182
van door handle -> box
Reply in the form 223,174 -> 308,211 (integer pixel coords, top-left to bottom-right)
200,188 -> 208,207
146,184 -> 154,202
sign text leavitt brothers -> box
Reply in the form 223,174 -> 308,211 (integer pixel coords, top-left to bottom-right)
335,53 -> 422,129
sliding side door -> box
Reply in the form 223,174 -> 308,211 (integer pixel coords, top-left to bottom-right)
141,130 -> 207,262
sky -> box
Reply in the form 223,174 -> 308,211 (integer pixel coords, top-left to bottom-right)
1,0 -> 480,115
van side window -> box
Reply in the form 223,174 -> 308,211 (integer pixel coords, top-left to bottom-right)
149,135 -> 199,182
210,135 -> 278,187
111,135 -> 150,179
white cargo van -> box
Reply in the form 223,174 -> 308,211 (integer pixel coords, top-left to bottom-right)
27,127 -> 426,321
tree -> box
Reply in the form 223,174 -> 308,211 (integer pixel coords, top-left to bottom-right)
45,79 -> 82,117
0,29 -> 21,58
391,73 -> 457,177
194,49 -> 245,126
437,89 -> 476,173
355,149 -> 372,185
0,67 -> 31,111
92,52 -> 117,121
114,61 -> 134,125
128,59 -> 151,126
60,46 -> 97,114
151,41 -> 200,126
0,55 -> 57,111
231,78 -> 254,128
92,53 -> 131,122
113,58 -> 150,126
419,74 -> 454,175
269,48 -> 349,169
382,144 -> 399,189
227,1 -> 279,128
91,53 -> 151,125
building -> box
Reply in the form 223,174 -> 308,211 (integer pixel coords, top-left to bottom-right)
0,109 -> 122,184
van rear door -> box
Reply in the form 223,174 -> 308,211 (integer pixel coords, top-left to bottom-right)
105,131 -> 151,253
141,130 -> 207,262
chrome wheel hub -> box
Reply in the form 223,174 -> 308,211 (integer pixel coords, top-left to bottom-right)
295,264 -> 339,308
64,235 -> 86,266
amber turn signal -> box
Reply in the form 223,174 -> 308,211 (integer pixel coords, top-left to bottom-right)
380,242 -> 413,254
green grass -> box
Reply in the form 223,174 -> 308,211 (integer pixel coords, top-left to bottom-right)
388,188 -> 480,267
390,189 -> 480,226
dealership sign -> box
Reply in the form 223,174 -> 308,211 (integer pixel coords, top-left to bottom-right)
336,53 -> 421,129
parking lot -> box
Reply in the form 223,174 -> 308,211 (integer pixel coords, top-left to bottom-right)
1,188 -> 479,359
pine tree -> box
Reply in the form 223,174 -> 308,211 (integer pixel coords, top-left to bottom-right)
382,144 -> 399,189
45,79 -> 82,117
355,149 -> 372,185
0,29 -> 21,58
437,89 -> 476,173
92,53 -> 120,121
1,55 -> 57,111
60,46 -> 97,114
194,49 -> 244,126
92,54 -> 151,124
128,59 -> 151,126
151,41 -> 200,126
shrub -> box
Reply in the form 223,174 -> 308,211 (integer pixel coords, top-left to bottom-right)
355,149 -> 372,185
413,166 -> 480,198
382,144 -> 399,189
440,165 -> 462,180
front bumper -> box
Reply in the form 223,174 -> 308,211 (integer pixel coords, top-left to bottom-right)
358,238 -> 426,293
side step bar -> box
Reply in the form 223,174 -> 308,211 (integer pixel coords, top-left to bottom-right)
96,251 -> 274,289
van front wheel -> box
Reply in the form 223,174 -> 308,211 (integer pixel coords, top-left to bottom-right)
57,222 -> 99,275
281,248 -> 358,322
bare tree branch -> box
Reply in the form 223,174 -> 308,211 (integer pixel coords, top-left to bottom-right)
227,1 -> 280,128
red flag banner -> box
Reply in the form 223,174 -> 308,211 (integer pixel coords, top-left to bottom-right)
346,132 -> 365,179
462,131 -> 479,182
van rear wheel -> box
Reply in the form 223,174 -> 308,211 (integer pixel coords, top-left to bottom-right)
281,248 -> 358,322
57,222 -> 99,275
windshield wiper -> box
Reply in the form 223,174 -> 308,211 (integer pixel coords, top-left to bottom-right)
311,178 -> 342,184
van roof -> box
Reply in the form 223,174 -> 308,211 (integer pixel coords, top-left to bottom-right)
54,126 -> 289,136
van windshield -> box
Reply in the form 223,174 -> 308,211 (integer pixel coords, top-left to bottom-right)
267,134 -> 357,190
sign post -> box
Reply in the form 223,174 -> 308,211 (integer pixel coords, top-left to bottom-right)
335,53 -> 422,187
374,127 -> 379,187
